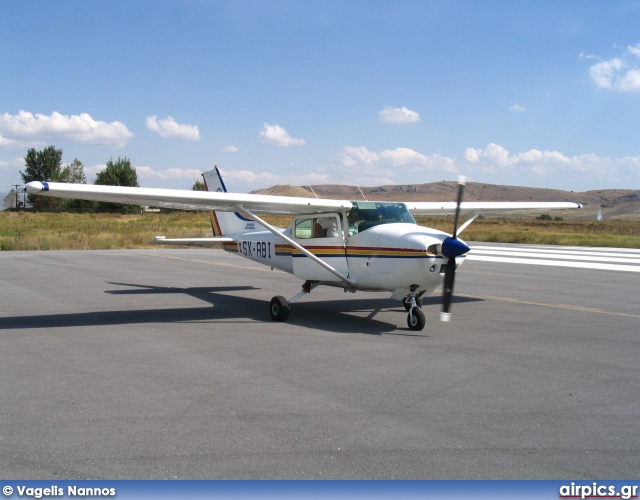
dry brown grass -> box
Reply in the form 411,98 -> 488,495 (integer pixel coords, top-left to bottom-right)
0,211 -> 212,250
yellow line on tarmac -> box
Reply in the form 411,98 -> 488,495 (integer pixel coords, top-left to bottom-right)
142,252 -> 286,273
459,293 -> 640,319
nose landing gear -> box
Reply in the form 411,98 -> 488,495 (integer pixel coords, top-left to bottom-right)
405,294 -> 426,331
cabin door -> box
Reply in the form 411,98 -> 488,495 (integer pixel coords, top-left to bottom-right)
292,214 -> 349,281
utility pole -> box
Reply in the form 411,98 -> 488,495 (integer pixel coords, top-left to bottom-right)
12,184 -> 20,210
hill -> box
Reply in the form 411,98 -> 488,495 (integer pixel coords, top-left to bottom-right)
251,182 -> 640,220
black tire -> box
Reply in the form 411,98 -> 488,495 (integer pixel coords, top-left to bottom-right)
407,308 -> 426,331
270,295 -> 290,322
403,296 -> 423,312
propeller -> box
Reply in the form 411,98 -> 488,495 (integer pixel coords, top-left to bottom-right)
440,176 -> 471,322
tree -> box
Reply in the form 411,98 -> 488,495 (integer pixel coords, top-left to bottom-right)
60,158 -> 87,184
94,157 -> 139,212
3,189 -> 20,210
192,178 -> 206,191
20,146 -> 65,211
95,157 -> 139,187
60,159 -> 94,212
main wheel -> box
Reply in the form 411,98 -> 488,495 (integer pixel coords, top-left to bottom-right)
403,296 -> 423,311
407,308 -> 426,331
270,295 -> 290,322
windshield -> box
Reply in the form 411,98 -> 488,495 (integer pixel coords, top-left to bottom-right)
348,201 -> 416,235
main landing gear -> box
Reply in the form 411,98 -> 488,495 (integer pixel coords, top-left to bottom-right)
269,281 -> 318,322
269,296 -> 290,322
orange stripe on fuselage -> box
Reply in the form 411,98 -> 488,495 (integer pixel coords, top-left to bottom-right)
222,242 -> 237,252
291,246 -> 346,256
289,245 -> 437,258
346,246 -> 437,258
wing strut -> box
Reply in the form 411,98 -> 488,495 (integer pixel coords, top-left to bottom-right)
238,207 -> 357,288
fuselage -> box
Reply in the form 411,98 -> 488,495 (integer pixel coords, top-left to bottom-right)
222,219 -> 466,299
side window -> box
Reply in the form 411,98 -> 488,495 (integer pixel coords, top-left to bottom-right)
317,216 -> 340,238
295,216 -> 341,239
295,218 -> 313,239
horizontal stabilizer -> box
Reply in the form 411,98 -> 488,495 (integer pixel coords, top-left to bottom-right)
150,236 -> 235,248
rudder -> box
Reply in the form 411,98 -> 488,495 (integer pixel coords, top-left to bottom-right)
202,167 -> 259,236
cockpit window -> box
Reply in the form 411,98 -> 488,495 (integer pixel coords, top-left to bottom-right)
347,201 -> 416,235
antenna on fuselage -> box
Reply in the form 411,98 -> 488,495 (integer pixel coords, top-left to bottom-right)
356,185 -> 367,200
308,185 -> 319,199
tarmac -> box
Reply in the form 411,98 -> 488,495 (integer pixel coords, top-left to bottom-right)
1,245 -> 638,479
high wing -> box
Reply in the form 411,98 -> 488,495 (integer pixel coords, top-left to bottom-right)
23,181 -> 352,215
405,201 -> 582,215
24,181 -> 582,216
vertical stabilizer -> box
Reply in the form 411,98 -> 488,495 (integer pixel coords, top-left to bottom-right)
202,167 -> 258,236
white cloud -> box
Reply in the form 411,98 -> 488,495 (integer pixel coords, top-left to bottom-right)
586,44 -> 640,92
135,166 -> 204,181
217,168 -> 330,192
259,123 -> 306,147
589,58 -> 625,89
464,143 -> 513,168
463,143 -> 640,183
0,157 -> 24,170
617,69 -> 640,92
145,116 -> 200,141
221,145 -> 239,153
627,43 -> 640,58
324,145 -> 457,185
465,144 -> 574,174
579,52 -> 599,61
509,104 -> 526,113
82,164 -> 205,186
0,111 -> 133,148
0,135 -> 29,149
83,163 -> 108,180
378,106 -> 420,123
337,146 -> 456,171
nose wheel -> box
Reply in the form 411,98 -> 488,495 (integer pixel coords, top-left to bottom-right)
407,308 -> 425,331
405,294 -> 426,331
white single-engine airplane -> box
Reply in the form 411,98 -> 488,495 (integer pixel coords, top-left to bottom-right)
24,168 -> 581,331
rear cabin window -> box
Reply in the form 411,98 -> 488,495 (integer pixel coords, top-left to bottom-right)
295,216 -> 341,239
347,202 -> 416,235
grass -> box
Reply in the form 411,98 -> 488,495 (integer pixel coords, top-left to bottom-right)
1,211 -> 639,250
0,211 -> 212,251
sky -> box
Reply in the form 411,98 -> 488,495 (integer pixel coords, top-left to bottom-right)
1,0 -> 640,194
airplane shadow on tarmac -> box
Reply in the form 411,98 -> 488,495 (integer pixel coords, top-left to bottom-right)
0,281 -> 482,336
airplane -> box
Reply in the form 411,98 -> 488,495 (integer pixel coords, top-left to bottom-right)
23,168 -> 582,331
